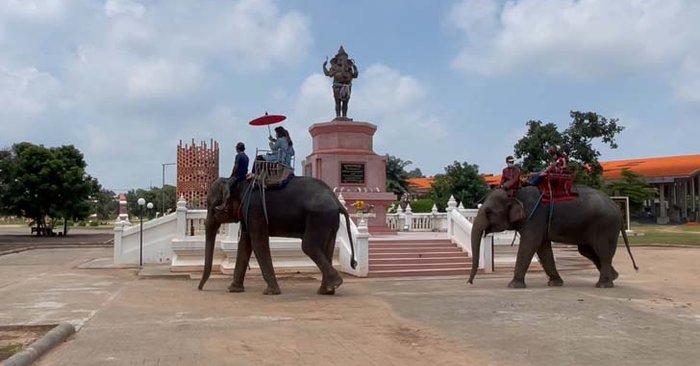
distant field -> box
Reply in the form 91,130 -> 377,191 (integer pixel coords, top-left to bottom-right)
623,223 -> 700,246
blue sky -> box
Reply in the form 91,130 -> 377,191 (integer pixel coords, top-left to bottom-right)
2,0 -> 699,192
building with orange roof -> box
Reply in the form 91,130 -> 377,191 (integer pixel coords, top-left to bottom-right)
407,153 -> 700,223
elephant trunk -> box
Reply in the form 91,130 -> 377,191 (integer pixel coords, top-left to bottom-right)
198,215 -> 220,290
467,213 -> 488,284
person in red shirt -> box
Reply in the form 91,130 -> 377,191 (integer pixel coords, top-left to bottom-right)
544,145 -> 568,174
500,156 -> 521,197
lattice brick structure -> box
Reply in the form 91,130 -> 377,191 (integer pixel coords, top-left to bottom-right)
177,139 -> 219,208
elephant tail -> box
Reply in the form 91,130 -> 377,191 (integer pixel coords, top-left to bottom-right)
620,228 -> 639,271
340,205 -> 358,269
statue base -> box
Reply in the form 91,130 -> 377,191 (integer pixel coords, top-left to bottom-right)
305,119 -> 397,234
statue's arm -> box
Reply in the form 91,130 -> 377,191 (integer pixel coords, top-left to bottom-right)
351,61 -> 359,78
323,60 -> 332,76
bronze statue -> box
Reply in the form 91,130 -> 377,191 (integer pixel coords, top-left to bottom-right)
323,46 -> 359,119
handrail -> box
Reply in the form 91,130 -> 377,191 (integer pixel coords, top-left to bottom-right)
447,209 -> 493,273
336,213 -> 368,277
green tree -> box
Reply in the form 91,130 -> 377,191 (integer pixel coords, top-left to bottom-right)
605,169 -> 656,215
386,155 -> 412,198
125,185 -> 176,219
91,188 -> 119,220
0,143 -> 99,235
429,161 -> 489,211
406,168 -> 424,178
513,111 -> 624,188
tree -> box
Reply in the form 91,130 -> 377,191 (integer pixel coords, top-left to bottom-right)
429,161 -> 489,211
513,111 -> 624,188
0,143 -> 99,235
605,169 -> 656,215
385,155 -> 412,198
125,185 -> 176,219
406,168 -> 424,179
91,188 -> 119,220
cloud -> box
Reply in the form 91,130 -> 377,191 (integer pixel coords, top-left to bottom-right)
291,64 -> 447,173
0,0 -> 312,189
448,0 -> 700,96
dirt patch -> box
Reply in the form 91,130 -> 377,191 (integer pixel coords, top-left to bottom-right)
0,325 -> 55,361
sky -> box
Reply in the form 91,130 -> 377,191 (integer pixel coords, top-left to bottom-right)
2,0 -> 700,192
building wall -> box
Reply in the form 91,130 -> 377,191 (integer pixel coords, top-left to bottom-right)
176,139 -> 219,208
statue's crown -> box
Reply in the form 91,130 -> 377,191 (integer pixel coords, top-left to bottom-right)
337,46 -> 347,56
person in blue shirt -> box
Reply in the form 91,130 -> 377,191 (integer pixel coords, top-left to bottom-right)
216,142 -> 249,211
262,126 -> 294,167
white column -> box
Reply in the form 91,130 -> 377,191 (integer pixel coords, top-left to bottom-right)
657,183 -> 669,224
176,195 -> 187,240
480,235 -> 494,273
113,219 -> 126,264
355,216 -> 370,277
404,203 -> 413,231
682,179 -> 688,221
446,195 -> 458,212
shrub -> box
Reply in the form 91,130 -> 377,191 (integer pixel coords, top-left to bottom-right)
89,221 -> 99,227
407,199 -> 436,213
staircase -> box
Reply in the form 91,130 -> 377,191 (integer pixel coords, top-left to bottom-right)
368,238 -> 472,277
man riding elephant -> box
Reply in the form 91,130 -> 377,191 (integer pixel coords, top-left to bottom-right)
323,46 -> 359,119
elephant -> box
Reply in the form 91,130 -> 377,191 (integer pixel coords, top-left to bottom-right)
467,186 -> 638,288
198,176 -> 357,295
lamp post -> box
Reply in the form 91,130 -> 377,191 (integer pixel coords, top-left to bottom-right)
162,162 -> 175,216
137,198 -> 145,266
137,198 -> 153,266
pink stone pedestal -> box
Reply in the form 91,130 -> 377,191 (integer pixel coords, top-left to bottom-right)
305,119 -> 397,234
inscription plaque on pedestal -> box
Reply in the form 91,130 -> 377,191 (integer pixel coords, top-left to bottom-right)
341,163 -> 365,184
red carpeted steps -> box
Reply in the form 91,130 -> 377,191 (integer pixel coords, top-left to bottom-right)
368,238 -> 473,277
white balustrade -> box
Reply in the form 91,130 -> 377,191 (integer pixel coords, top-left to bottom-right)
447,208 -> 493,273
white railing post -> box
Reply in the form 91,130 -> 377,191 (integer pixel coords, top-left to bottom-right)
447,195 -> 457,212
431,204 -> 438,231
446,195 -> 457,236
176,195 -> 187,241
355,217 -> 370,277
404,203 -> 413,231
480,234 -> 494,273
113,219 -> 126,264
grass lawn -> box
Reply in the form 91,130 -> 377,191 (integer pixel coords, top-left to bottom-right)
622,223 -> 700,246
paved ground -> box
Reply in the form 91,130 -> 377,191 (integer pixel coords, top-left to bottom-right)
1,243 -> 699,365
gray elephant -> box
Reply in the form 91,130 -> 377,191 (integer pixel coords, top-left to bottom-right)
198,176 -> 356,295
468,186 -> 637,288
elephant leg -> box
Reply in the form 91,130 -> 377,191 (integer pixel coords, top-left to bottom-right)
320,230 -> 340,295
537,240 -> 563,286
509,233 -> 543,288
301,218 -> 342,295
229,231 -> 252,293
594,238 -> 618,288
250,231 -> 281,295
578,244 -> 619,285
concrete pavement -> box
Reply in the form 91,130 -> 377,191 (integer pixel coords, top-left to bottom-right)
0,246 -> 699,365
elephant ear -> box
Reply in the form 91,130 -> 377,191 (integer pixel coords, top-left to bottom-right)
508,200 -> 526,224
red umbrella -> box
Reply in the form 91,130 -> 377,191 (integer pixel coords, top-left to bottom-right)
249,112 -> 286,138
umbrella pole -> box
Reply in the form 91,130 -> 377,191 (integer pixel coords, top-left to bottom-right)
268,125 -> 272,139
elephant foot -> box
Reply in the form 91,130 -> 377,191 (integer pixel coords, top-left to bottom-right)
263,286 -> 281,295
317,286 -> 336,295
612,269 -> 619,281
508,279 -> 527,289
228,283 -> 245,293
595,281 -> 614,288
548,278 -> 564,287
318,275 -> 343,295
